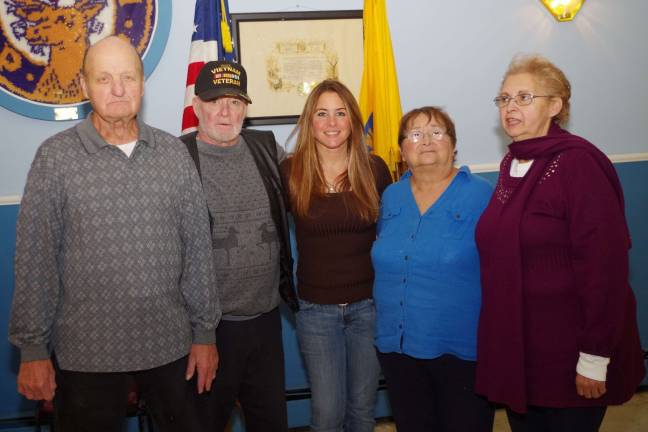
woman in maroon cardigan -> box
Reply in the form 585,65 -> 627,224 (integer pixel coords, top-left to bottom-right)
475,54 -> 645,431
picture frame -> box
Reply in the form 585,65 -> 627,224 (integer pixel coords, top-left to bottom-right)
231,10 -> 364,126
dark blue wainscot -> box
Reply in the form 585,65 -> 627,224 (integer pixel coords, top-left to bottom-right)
0,159 -> 647,431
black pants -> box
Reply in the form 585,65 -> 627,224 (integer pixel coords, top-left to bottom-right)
54,355 -> 201,432
507,405 -> 607,432
378,352 -> 494,432
196,308 -> 288,432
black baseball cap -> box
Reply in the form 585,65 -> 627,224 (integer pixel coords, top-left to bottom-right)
194,60 -> 252,103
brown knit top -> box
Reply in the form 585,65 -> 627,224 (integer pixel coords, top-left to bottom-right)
279,155 -> 392,304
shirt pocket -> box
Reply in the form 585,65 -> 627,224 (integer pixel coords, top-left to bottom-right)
441,208 -> 473,240
376,204 -> 402,238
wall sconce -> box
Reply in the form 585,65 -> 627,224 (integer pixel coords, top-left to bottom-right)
540,0 -> 585,22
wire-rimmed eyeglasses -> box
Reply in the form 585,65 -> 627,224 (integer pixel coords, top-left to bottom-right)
493,93 -> 554,108
405,127 -> 446,143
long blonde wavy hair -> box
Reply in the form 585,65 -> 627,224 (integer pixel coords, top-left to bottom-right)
288,80 -> 380,223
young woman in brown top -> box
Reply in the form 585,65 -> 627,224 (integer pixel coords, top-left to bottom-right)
280,80 -> 392,432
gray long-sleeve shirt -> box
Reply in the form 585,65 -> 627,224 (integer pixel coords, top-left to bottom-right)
9,117 -> 220,372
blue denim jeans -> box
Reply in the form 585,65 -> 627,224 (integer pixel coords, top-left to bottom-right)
296,298 -> 381,432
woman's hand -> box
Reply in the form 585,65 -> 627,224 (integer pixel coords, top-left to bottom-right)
576,373 -> 606,399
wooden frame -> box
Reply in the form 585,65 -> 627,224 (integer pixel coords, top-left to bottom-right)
231,10 -> 363,125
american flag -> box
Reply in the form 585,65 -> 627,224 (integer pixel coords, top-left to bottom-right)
181,0 -> 237,134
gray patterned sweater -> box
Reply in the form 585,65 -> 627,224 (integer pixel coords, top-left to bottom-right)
9,117 -> 220,372
197,137 -> 282,319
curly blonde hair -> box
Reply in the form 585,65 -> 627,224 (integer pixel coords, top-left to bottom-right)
503,54 -> 571,125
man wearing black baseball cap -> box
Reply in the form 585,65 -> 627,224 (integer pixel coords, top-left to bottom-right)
193,60 -> 252,103
180,61 -> 297,432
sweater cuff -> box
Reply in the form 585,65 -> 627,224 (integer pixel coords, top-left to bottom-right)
192,328 -> 216,345
20,345 -> 50,363
576,352 -> 610,381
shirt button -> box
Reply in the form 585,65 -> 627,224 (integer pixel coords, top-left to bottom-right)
404,255 -> 409,261
400,301 -> 403,306
399,324 -> 403,329
402,278 -> 406,283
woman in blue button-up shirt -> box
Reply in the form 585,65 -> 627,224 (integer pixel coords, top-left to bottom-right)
371,106 -> 494,432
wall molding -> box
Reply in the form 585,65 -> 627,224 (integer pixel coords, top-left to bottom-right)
468,163 -> 500,173
1,153 -> 647,206
469,152 -> 648,174
608,153 -> 648,163
0,195 -> 21,206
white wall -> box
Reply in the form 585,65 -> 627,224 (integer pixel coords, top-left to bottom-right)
1,0 -> 647,196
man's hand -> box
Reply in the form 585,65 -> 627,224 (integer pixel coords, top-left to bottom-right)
186,343 -> 218,394
17,359 -> 56,401
576,373 -> 606,399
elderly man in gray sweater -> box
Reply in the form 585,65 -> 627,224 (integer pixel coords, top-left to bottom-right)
8,36 -> 219,431
179,60 -> 298,432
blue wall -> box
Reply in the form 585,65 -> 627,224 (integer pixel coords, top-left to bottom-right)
0,205 -> 22,419
1,161 -> 647,426
3,0 -> 648,196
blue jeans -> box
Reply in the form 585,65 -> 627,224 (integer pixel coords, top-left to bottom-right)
296,298 -> 380,432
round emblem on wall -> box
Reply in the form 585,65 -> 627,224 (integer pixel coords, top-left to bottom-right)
0,0 -> 171,120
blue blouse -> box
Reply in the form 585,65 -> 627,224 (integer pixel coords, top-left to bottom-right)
371,166 -> 493,360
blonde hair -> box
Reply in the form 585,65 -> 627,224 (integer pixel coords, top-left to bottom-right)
504,54 -> 571,125
288,80 -> 380,223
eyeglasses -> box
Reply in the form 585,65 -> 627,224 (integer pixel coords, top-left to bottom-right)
493,93 -> 554,108
405,127 -> 446,143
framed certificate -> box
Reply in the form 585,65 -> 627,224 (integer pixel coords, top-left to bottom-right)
231,10 -> 363,125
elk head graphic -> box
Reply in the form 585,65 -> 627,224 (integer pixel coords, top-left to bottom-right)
13,0 -> 105,103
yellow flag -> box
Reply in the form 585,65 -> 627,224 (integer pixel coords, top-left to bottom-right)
220,0 -> 234,54
359,0 -> 403,174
